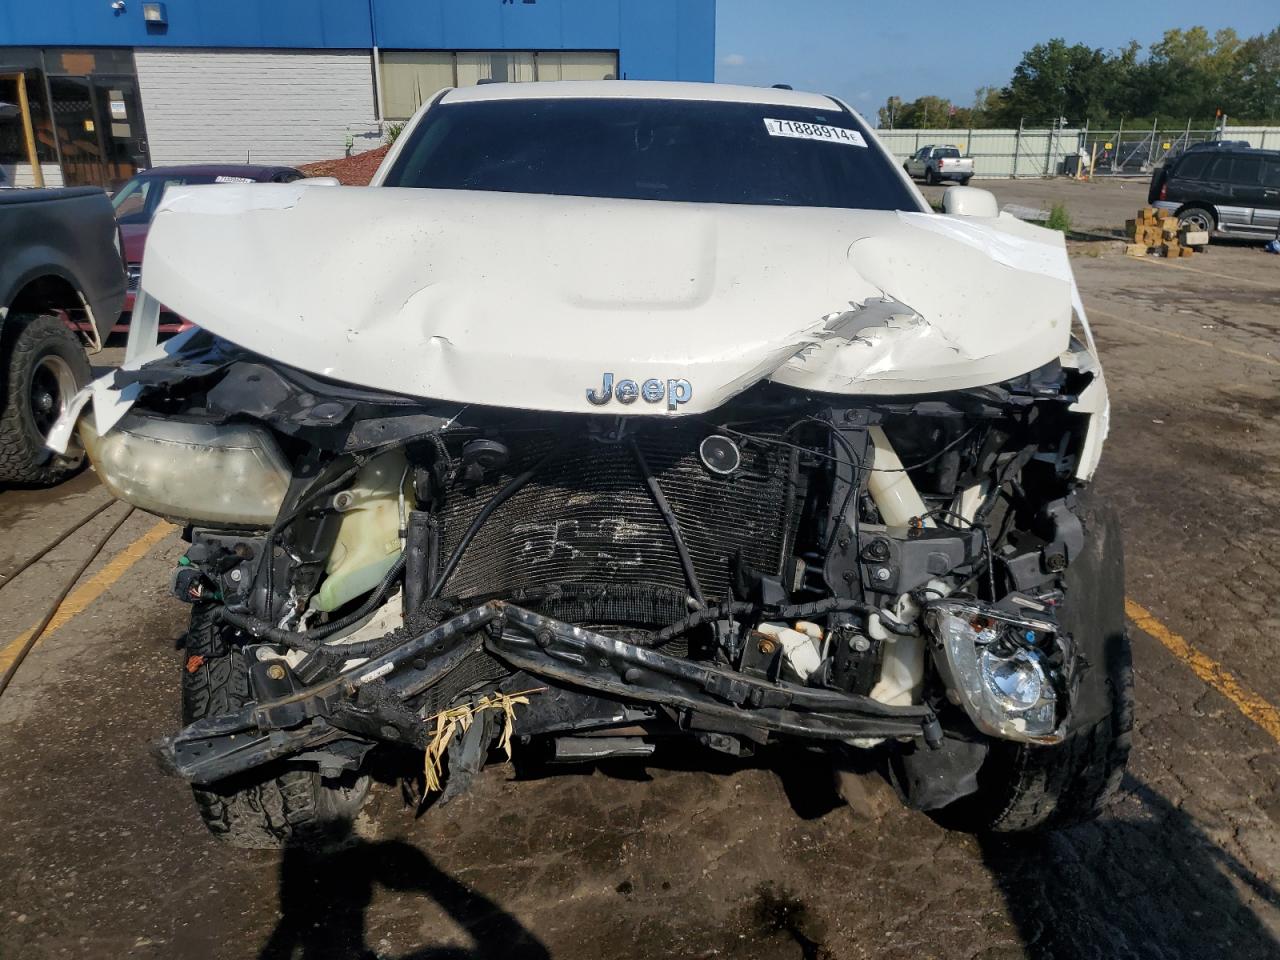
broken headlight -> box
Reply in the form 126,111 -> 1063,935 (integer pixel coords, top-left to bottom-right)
926,600 -> 1062,743
80,413 -> 291,528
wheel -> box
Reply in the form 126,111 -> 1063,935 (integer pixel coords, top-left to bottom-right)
936,494 -> 1132,833
1177,205 -> 1215,235
903,163 -> 911,176
182,605 -> 370,848
0,314 -> 90,485
959,176 -> 973,186
925,168 -> 938,185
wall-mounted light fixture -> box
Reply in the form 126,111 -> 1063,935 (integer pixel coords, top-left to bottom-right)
110,1 -> 126,12
142,2 -> 168,25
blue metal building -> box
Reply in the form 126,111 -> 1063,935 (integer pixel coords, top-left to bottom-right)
0,0 -> 716,188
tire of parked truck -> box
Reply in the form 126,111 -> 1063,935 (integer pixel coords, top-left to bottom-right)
1177,205 -> 1215,236
925,168 -> 938,185
959,176 -> 973,186
935,493 -> 1132,833
181,604 -> 370,849
0,314 -> 90,485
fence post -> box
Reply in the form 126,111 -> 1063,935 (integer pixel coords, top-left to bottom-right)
1013,118 -> 1022,178
1147,118 -> 1158,168
1113,117 -> 1123,173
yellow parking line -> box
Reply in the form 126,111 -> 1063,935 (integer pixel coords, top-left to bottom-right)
1087,305 -> 1280,368
0,520 -> 175,674
1127,598 -> 1280,744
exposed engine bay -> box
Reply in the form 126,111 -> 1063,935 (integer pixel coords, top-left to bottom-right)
79,329 -> 1104,812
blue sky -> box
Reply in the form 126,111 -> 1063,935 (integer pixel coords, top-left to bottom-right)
715,1 -> 1278,115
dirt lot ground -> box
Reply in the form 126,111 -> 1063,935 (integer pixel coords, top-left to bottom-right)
2,179 -> 1279,960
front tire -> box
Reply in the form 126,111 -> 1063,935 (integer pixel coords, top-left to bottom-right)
182,605 -> 370,848
0,314 -> 90,485
937,495 -> 1132,833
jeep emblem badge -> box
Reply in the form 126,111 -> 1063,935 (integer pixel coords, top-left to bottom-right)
587,373 -> 692,412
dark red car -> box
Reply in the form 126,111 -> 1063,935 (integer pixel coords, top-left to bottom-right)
112,164 -> 303,332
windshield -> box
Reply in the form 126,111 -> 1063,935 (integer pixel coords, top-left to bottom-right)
111,176 -> 155,223
383,97 -> 919,211
112,173 -> 257,224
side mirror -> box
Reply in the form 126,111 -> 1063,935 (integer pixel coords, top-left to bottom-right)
942,186 -> 998,218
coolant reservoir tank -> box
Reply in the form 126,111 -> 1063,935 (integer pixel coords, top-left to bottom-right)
867,426 -> 933,528
313,450 -> 408,612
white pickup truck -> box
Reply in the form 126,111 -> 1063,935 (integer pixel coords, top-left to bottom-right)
904,144 -> 974,185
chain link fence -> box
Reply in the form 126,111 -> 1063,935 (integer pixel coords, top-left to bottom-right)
876,125 -> 1280,179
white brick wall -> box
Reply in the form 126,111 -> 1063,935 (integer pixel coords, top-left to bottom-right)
0,163 -> 64,189
134,49 -> 383,167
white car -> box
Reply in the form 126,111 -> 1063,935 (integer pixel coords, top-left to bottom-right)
70,80 -> 1126,846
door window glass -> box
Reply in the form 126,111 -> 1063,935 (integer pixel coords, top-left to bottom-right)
1231,157 -> 1262,186
1205,156 -> 1232,181
1262,160 -> 1280,188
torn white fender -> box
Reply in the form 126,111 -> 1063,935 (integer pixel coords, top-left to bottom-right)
135,184 -> 1088,415
44,326 -> 202,455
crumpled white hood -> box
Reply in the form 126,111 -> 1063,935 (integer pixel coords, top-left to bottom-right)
140,182 -> 1082,414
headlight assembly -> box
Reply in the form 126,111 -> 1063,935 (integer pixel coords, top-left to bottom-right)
80,413 -> 291,528
926,600 -> 1063,743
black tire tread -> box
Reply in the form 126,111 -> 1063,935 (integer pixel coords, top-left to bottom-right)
938,494 -> 1132,833
0,314 -> 90,485
182,605 -> 366,849
975,650 -> 1133,832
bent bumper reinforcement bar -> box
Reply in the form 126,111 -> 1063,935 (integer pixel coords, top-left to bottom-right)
157,602 -> 941,784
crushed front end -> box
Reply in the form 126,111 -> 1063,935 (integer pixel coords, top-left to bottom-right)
79,326 -> 1116,827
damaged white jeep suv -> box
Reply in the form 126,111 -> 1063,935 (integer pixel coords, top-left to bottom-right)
64,81 -> 1129,846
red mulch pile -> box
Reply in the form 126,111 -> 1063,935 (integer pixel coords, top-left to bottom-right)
298,146 -> 390,186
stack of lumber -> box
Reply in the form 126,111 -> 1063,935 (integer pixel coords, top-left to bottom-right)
1124,207 -> 1201,258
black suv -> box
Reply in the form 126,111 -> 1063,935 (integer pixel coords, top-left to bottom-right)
1149,146 -> 1280,240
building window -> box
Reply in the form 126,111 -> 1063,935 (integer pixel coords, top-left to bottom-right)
379,50 -> 618,120
533,51 -> 617,82
455,52 -> 535,87
0,47 -> 57,181
381,52 -> 455,122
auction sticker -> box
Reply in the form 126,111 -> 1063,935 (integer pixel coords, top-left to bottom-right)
763,118 -> 867,147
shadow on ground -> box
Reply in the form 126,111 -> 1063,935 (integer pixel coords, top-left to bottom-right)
258,822 -> 550,960
982,776 -> 1280,960
255,759 -> 1278,960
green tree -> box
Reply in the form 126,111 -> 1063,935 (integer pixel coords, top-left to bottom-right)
876,23 -> 1280,128
877,96 -> 904,128
1138,27 -> 1244,120
1228,26 -> 1280,120
997,38 -> 1133,124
